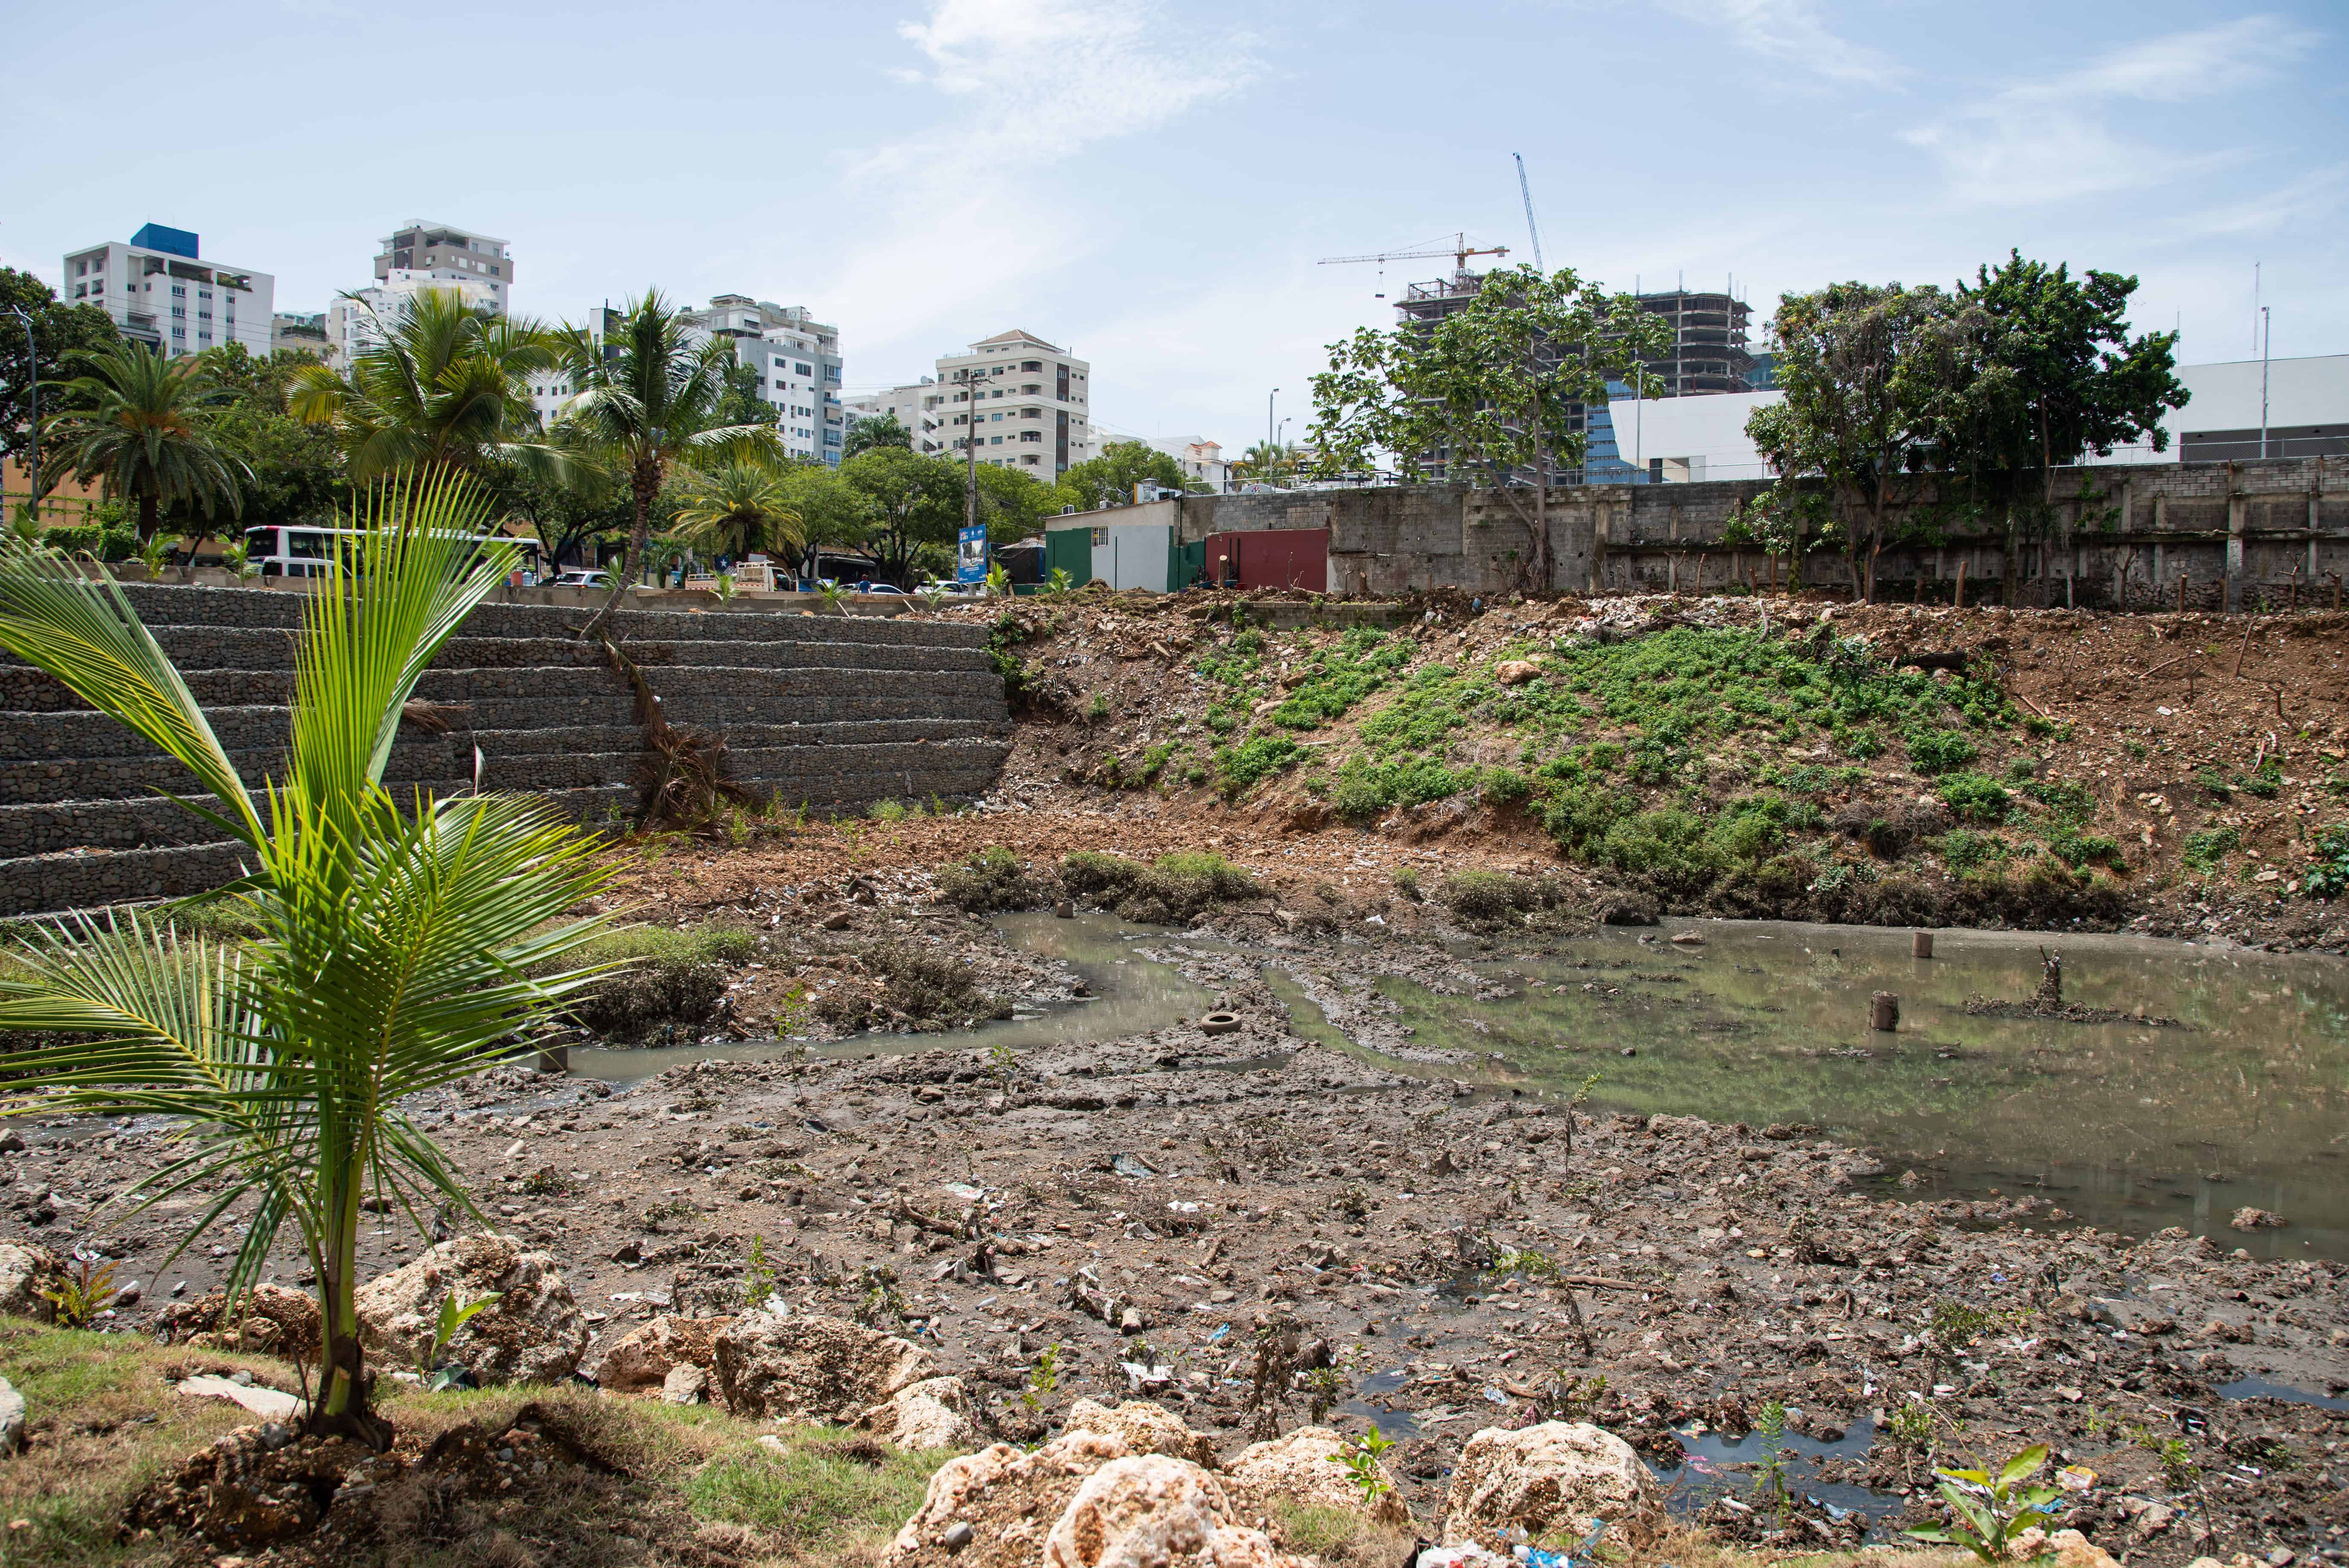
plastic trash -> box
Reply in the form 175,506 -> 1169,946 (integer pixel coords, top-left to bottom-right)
1112,1153 -> 1156,1178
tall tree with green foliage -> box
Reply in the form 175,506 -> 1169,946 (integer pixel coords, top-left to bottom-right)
0,468 -> 615,1446
189,342 -> 345,540
839,446 -> 962,587
0,268 -> 122,526
288,289 -> 573,485
1914,252 -> 2186,604
1232,440 -> 1300,486
974,462 -> 1060,544
842,411 -> 912,461
46,343 -> 250,542
558,292 -> 781,626
1309,264 -> 1670,588
1054,439 -> 1205,513
775,462 -> 871,582
1744,282 -> 1947,602
709,351 -> 778,433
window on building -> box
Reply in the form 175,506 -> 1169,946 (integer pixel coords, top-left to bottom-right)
75,261 -> 86,277
1020,360 -> 1040,371
1022,454 -> 1040,465
171,285 -> 185,297
990,412 -> 1002,421
794,362 -> 813,376
990,435 -> 1002,444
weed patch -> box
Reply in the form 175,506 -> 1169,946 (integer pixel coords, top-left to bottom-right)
935,847 -> 1037,912
1061,850 -> 1258,924
554,922 -> 756,1041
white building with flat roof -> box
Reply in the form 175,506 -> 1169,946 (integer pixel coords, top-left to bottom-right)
326,220 -> 513,369
1148,436 -> 1227,490
61,223 -> 273,357
852,330 -> 1096,476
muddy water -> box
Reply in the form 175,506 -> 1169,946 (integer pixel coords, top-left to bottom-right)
567,912 -> 1216,1084
1289,920 -> 2349,1261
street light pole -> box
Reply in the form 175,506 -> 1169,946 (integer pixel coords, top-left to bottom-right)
1267,389 -> 1277,473
4,306 -> 36,529
958,367 -> 982,583
2259,306 -> 2271,460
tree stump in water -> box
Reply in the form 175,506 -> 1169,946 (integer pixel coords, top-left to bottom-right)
2033,947 -> 2064,1010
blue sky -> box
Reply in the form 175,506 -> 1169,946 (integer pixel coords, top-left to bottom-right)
3,0 -> 2339,455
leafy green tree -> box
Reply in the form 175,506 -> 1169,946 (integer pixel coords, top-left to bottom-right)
670,460 -> 802,563
1054,439 -> 1205,513
775,462 -> 871,583
0,468 -> 615,1446
974,462 -> 1060,545
1232,440 -> 1300,486
187,342 -> 345,540
46,343 -> 250,542
288,289 -> 573,485
1913,252 -> 2186,604
0,268 -> 122,525
842,411 -> 912,461
1309,263 -> 1670,587
839,446 -> 962,587
1744,282 -> 1947,602
558,292 -> 782,624
483,459 -> 631,578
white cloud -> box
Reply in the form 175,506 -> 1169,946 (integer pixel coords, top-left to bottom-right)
820,0 -> 1264,375
1906,14 -> 2321,206
1657,0 -> 1905,87
2174,163 -> 2349,242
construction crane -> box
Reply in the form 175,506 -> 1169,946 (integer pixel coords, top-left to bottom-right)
1318,232 -> 1509,276
1513,154 -> 1546,273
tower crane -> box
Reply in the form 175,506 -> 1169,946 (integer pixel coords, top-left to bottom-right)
1318,232 -> 1509,277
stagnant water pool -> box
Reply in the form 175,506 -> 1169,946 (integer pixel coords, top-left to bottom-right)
1269,918 -> 2349,1261
572,911 -> 2348,1260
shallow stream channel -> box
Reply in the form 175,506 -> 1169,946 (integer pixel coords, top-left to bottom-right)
573,911 -> 2349,1261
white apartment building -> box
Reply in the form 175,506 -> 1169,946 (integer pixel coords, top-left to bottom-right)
327,220 -> 512,369
61,224 -> 273,357
849,330 -> 1095,476
1148,436 -> 1227,490
678,295 -> 846,466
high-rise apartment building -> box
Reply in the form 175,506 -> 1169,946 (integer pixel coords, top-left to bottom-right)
847,330 -> 1095,475
677,295 -> 846,466
60,224 -> 274,358
327,220 -> 512,369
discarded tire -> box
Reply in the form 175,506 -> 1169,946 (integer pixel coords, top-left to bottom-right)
1199,1012 -> 1242,1036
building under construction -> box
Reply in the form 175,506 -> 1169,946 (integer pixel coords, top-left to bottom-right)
1390,273 -> 1758,483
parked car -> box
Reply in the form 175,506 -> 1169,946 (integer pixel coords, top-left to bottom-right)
553,569 -> 615,589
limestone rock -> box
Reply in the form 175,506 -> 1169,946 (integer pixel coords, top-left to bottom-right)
880,1431 -> 1306,1568
1228,1424 -> 1410,1526
0,1374 -> 24,1452
2009,1528 -> 2120,1568
2229,1206 -> 2285,1231
156,1283 -> 321,1362
0,1242 -> 66,1323
710,1312 -> 935,1420
861,1375 -> 977,1452
593,1314 -> 735,1396
661,1364 -> 709,1405
1060,1396 -> 1219,1468
1494,660 -> 1541,687
354,1233 -> 587,1385
1442,1421 -> 1662,1552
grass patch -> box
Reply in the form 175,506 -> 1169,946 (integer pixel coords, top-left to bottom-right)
1270,627 -> 1413,729
1936,772 -> 2012,825
554,921 -> 756,1041
1269,1501 -> 1416,1566
1061,851 -> 1258,924
685,1427 -> 946,1554
1217,734 -> 1302,796
814,943 -> 1012,1031
934,847 -> 1037,913
2182,826 -> 2239,877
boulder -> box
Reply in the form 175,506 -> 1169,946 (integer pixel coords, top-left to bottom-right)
662,1364 -> 709,1405
1044,1454 -> 1303,1568
0,1242 -> 65,1323
861,1375 -> 977,1452
593,1314 -> 736,1396
881,1430 -> 1305,1568
710,1312 -> 936,1421
1494,660 -> 1541,687
1060,1396 -> 1219,1467
155,1283 -> 322,1362
0,1374 -> 24,1452
1442,1421 -> 1662,1552
354,1233 -> 587,1385
2007,1528 -> 2120,1568
2229,1207 -> 2285,1231
1228,1424 -> 1411,1527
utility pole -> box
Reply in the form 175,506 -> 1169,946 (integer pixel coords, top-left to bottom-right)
4,306 -> 36,530
2259,306 -> 2271,460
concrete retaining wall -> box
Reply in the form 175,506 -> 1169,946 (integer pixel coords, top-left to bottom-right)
0,586 -> 1011,916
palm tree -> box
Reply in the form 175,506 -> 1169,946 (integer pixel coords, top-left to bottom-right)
1233,440 -> 1301,486
559,292 -> 781,629
46,343 -> 250,542
669,459 -> 802,563
0,468 -> 613,1447
288,288 -> 573,484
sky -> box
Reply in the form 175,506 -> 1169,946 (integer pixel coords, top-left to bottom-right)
3,0 -> 2341,456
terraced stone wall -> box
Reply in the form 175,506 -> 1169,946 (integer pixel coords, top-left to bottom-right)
0,586 -> 1010,917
